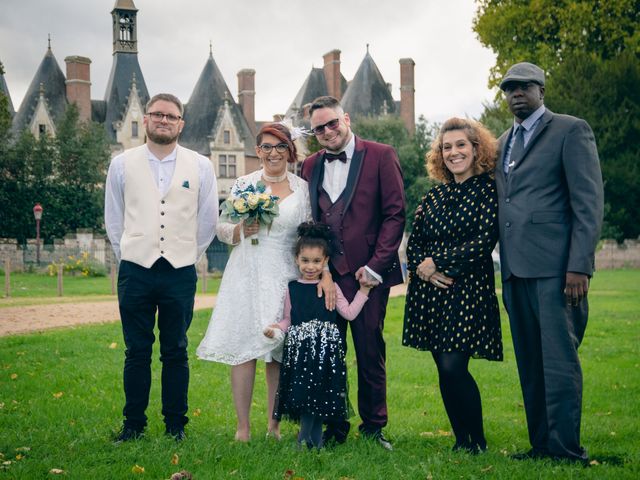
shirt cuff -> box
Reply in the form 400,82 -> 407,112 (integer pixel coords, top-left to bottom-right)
364,265 -> 383,283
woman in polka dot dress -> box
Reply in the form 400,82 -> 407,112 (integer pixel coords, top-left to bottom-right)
403,117 -> 503,454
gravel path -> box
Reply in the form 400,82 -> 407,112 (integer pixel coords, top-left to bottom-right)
0,284 -> 407,337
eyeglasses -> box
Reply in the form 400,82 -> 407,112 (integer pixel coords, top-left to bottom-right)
311,118 -> 340,135
147,112 -> 182,124
258,143 -> 289,154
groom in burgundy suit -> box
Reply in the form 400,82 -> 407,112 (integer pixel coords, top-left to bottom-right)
302,96 -> 405,450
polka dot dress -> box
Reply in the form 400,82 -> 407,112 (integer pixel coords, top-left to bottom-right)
402,173 -> 503,361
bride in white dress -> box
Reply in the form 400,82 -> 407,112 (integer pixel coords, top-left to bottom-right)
197,123 -> 315,441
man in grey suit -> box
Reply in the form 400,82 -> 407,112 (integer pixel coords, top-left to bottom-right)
496,62 -> 603,463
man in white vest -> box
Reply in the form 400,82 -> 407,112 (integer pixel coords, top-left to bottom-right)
105,93 -> 218,442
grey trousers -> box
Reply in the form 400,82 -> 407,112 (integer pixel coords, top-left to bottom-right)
502,276 -> 589,460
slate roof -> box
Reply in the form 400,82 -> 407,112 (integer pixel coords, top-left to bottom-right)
341,51 -> 396,119
285,67 -> 347,120
0,61 -> 14,116
103,52 -> 149,141
180,52 -> 255,157
12,47 -> 67,133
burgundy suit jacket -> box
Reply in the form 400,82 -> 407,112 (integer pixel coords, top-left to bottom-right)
301,136 -> 405,288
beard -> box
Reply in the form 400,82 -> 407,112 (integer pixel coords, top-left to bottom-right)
146,125 -> 180,145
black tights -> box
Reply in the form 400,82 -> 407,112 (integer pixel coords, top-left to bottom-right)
432,351 -> 486,450
299,413 -> 323,449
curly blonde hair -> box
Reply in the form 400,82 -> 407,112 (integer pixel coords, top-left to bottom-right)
426,117 -> 497,183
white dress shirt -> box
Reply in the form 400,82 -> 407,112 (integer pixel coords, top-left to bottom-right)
105,144 -> 218,262
322,135 -> 356,203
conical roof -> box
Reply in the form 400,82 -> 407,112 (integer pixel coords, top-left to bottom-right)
180,51 -> 255,156
286,67 -> 348,120
341,50 -> 396,118
0,61 -> 14,116
103,51 -> 149,140
12,46 -> 67,133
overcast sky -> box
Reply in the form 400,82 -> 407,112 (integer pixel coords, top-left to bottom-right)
0,0 -> 498,123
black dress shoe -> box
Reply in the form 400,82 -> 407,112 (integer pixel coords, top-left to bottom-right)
114,426 -> 144,443
323,421 -> 350,446
165,427 -> 186,442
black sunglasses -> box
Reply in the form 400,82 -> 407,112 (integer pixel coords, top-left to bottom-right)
311,118 -> 340,135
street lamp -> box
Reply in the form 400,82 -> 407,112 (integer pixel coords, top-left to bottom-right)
33,203 -> 43,265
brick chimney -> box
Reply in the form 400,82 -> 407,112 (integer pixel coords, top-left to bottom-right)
323,49 -> 342,100
237,69 -> 256,135
399,58 -> 415,134
64,56 -> 92,123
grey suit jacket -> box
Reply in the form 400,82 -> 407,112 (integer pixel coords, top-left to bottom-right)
496,109 -> 604,280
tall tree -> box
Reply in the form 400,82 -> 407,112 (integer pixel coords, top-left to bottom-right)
0,104 -> 111,243
474,0 -> 640,240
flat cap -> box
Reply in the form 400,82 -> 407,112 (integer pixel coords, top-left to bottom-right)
500,62 -> 545,90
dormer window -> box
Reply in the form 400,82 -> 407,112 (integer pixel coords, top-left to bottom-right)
223,130 -> 231,144
132,121 -> 139,138
38,124 -> 46,135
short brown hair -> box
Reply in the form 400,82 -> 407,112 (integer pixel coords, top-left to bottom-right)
146,93 -> 184,116
427,117 -> 497,183
256,123 -> 298,164
308,96 -> 343,118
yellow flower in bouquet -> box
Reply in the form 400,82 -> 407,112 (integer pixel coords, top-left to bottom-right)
233,198 -> 249,214
220,181 -> 280,245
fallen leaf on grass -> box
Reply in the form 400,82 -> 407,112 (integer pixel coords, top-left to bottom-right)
15,447 -> 30,453
53,392 -> 64,399
10,373 -> 17,380
170,470 -> 193,480
15,454 -> 23,461
229,469 -> 238,475
436,429 -> 452,437
610,432 -> 617,436
49,468 -> 65,474
171,453 -> 179,465
0,403 -> 4,409
2,461 -> 12,466
193,408 -> 201,417
132,464 -> 145,473
480,465 -> 493,473
109,343 -> 118,349
284,469 -> 295,479
420,431 -> 434,437
589,460 -> 600,466
426,474 -> 433,480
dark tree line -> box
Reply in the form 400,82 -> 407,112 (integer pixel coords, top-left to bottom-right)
0,99 -> 111,243
474,0 -> 640,241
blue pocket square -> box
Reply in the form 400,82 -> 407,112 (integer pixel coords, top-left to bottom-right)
182,180 -> 190,189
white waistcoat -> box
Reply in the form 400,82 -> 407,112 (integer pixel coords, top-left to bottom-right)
120,145 -> 200,268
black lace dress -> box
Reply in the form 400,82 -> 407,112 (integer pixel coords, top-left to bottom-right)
402,173 -> 503,361
274,281 -> 350,422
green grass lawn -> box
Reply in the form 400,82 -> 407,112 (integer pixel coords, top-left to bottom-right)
0,273 -> 221,307
0,270 -> 638,479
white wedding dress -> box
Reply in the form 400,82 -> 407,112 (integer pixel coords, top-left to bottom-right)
196,169 -> 311,365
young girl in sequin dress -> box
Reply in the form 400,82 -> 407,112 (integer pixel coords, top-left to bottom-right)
263,222 -> 370,449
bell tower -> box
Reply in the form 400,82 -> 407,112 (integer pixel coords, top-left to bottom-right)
111,0 -> 138,54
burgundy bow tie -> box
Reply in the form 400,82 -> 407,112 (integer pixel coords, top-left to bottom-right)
325,151 -> 347,163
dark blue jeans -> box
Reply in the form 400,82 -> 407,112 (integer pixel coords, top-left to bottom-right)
117,258 -> 197,430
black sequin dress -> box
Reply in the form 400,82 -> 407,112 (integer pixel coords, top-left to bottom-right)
403,173 -> 503,361
274,281 -> 350,422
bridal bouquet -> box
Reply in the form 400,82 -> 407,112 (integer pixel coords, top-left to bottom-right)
220,181 -> 279,245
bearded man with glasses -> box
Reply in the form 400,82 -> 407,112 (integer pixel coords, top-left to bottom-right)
301,96 -> 406,450
105,93 -> 218,442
